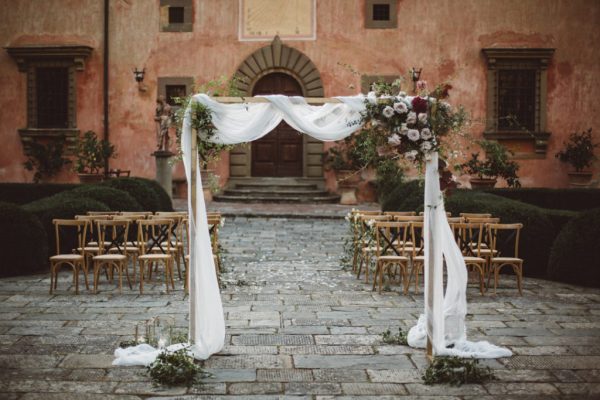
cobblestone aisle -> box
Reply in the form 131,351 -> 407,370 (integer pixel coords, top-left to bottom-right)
0,216 -> 599,399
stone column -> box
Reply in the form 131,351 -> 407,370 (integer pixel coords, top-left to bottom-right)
152,150 -> 174,199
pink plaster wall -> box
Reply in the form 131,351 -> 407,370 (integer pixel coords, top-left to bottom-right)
1,0 -> 599,190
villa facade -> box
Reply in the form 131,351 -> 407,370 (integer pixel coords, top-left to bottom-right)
1,0 -> 599,194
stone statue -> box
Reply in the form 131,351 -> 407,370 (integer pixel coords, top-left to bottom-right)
155,95 -> 172,151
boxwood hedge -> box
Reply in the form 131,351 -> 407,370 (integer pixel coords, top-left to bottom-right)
130,177 -> 173,211
0,183 -> 79,205
62,185 -> 142,212
0,202 -> 48,277
548,208 -> 600,287
487,188 -> 600,211
101,178 -> 161,211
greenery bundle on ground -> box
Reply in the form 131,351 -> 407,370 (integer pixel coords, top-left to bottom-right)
422,357 -> 495,386
101,178 -> 161,211
0,183 -> 79,205
147,347 -> 207,386
382,327 -> 408,345
547,208 -> 600,287
0,202 -> 48,277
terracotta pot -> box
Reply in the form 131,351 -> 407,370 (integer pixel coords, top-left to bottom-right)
200,169 -> 216,203
567,171 -> 593,187
78,173 -> 104,184
336,169 -> 361,188
469,177 -> 497,189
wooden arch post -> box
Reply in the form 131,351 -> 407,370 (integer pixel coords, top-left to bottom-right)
187,95 -> 434,360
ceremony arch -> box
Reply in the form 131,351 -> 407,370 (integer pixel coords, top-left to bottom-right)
114,93 -> 511,366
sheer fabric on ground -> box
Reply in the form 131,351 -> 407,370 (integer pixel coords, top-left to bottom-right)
113,93 -> 511,367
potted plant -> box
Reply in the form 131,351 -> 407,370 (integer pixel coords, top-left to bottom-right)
324,134 -> 369,205
555,128 -> 598,186
23,137 -> 71,183
74,130 -> 116,183
457,140 -> 520,189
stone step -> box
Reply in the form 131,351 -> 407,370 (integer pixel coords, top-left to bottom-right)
235,183 -> 319,191
225,188 -> 329,196
213,194 -> 340,204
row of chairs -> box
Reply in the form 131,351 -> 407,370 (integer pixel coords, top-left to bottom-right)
49,211 -> 223,294
350,210 -> 524,296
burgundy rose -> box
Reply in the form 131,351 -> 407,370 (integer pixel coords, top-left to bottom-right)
411,97 -> 428,114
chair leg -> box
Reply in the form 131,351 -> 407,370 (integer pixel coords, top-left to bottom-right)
372,261 -> 379,291
478,265 -> 485,296
124,261 -> 132,290
365,253 -> 372,284
82,261 -> 90,291
139,260 -> 145,294
170,259 -> 175,290
516,265 -> 523,296
49,262 -> 54,295
93,261 -> 100,294
74,264 -> 79,295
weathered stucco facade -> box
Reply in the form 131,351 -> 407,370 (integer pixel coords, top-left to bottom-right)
1,0 -> 599,190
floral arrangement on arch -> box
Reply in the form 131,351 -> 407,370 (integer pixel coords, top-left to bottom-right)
360,79 -> 467,164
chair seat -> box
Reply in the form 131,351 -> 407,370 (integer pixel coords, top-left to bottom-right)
93,254 -> 126,261
50,254 -> 83,261
109,247 -> 139,253
378,255 -> 409,261
463,256 -> 486,263
491,257 -> 522,264
79,246 -> 101,252
139,254 -> 172,260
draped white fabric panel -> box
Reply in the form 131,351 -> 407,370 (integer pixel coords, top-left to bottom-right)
113,93 -> 510,367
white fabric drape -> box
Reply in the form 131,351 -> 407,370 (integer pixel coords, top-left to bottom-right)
113,93 -> 510,367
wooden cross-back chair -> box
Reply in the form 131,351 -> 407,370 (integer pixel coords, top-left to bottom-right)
372,221 -> 411,294
350,210 -> 382,273
92,220 -> 132,293
49,219 -> 89,294
87,211 -> 119,216
407,221 -> 425,293
487,223 -> 524,295
138,218 -> 175,294
383,211 -> 416,217
460,212 -> 492,219
75,215 -> 112,270
452,222 -> 487,295
154,212 -> 188,279
356,214 -> 391,283
394,215 -> 424,222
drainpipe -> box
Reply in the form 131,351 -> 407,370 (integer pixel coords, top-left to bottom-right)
103,0 -> 110,175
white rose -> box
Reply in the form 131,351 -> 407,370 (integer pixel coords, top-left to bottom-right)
371,119 -> 379,127
398,91 -> 407,98
393,102 -> 408,114
367,92 -> 377,104
406,112 -> 417,124
407,129 -> 420,141
441,101 -> 452,111
420,128 -> 432,140
421,141 -> 433,152
388,133 -> 402,146
418,113 -> 428,124
382,106 -> 395,118
405,150 -> 418,161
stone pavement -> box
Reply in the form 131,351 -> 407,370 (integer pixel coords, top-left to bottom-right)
1,213 -> 600,399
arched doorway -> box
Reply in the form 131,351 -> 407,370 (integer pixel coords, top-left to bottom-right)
228,36 -> 325,179
251,73 -> 303,177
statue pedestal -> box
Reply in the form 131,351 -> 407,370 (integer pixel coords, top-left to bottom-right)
152,150 -> 174,199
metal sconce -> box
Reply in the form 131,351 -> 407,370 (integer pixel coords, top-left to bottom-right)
411,67 -> 422,93
133,68 -> 147,92
133,67 -> 145,83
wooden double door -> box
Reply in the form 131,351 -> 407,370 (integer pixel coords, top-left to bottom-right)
251,73 -> 303,177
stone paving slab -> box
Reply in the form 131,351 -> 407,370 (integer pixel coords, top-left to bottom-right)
1,216 -> 600,398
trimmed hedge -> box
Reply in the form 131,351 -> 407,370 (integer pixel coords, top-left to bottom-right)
0,183 -> 79,205
101,178 -> 161,212
444,191 -> 557,278
63,185 -> 142,212
381,179 -> 425,212
486,188 -> 600,211
548,208 -> 600,287
381,181 -> 581,279
0,202 -> 48,277
24,196 -> 110,255
130,177 -> 173,211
